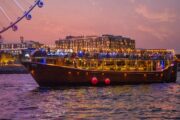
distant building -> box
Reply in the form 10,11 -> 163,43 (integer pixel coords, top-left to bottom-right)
55,34 -> 135,52
0,39 -> 43,55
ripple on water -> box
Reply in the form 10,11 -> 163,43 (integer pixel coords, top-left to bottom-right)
0,74 -> 179,119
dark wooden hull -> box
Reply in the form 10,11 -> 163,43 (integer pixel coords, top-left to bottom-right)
176,54 -> 180,71
22,62 -> 177,87
177,61 -> 180,71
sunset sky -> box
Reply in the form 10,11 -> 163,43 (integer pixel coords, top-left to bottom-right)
1,0 -> 180,50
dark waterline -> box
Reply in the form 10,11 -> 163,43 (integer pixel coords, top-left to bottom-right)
0,73 -> 180,120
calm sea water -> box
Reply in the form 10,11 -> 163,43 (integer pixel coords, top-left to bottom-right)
0,73 -> 180,120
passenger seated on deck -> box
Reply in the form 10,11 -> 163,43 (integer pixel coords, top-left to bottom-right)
71,52 -> 77,59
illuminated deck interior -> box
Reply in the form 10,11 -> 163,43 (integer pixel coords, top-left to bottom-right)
31,57 -> 174,72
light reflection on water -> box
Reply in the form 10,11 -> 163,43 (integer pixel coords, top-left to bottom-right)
0,73 -> 180,120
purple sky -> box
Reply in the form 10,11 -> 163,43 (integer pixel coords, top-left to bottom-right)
2,0 -> 180,50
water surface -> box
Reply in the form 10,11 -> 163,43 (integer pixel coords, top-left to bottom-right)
0,73 -> 180,119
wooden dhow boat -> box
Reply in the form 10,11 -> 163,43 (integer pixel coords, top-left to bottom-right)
22,52 -> 178,87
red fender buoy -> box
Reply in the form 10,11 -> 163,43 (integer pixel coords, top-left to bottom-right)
91,77 -> 98,85
105,78 -> 111,85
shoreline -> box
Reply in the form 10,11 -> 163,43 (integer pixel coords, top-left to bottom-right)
0,64 -> 29,74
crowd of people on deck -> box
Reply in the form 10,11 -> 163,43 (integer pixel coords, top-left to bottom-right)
33,48 -> 175,61
51,50 -> 175,60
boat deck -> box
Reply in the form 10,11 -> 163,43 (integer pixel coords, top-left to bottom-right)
32,57 -> 174,72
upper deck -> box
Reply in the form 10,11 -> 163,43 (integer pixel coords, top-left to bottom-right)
28,48 -> 176,72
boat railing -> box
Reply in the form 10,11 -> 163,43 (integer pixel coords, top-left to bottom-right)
31,57 -> 174,72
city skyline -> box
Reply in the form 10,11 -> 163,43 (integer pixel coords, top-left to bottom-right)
1,0 -> 180,50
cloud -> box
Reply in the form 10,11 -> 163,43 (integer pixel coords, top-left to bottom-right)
88,0 -> 98,6
129,0 -> 136,3
137,25 -> 171,41
88,0 -> 103,12
135,5 -> 176,22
